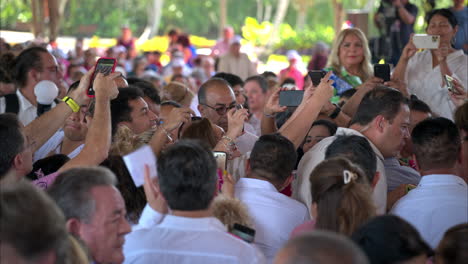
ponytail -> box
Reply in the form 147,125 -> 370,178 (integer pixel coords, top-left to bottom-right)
310,157 -> 375,236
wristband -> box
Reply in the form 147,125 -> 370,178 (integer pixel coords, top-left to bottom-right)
221,135 -> 236,146
62,96 -> 80,113
329,104 -> 341,119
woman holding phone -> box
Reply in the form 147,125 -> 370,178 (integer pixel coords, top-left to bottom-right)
325,28 -> 383,91
392,9 -> 467,120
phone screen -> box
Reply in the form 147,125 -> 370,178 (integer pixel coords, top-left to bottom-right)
308,70 -> 326,86
87,58 -> 116,97
444,75 -> 455,93
279,90 -> 304,107
214,151 -> 227,171
231,223 -> 255,243
374,64 -> 390,82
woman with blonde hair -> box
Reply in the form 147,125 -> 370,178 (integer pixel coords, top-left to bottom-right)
326,28 -> 383,94
161,81 -> 194,108
291,157 -> 375,237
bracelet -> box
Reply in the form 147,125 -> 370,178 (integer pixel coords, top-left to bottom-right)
62,96 -> 80,113
263,112 -> 275,118
221,135 -> 236,147
329,104 -> 341,119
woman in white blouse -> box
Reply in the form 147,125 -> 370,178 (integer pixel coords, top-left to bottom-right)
392,8 -> 467,120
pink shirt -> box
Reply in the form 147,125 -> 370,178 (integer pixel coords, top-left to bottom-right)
280,67 -> 304,90
33,172 -> 59,190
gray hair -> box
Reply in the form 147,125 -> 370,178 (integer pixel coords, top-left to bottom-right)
1,181 -> 70,262
48,166 -> 118,223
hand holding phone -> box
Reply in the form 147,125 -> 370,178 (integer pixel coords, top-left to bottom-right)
279,90 -> 304,107
374,64 -> 391,82
308,70 -> 326,87
87,57 -> 117,97
413,34 -> 440,49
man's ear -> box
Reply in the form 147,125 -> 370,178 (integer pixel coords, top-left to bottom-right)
371,171 -> 380,189
12,153 -> 24,171
29,68 -> 41,83
279,174 -> 294,192
197,104 -> 205,116
66,218 -> 82,237
310,202 -> 318,220
374,115 -> 386,133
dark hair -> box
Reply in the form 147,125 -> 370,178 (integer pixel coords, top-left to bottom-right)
110,87 -> 144,137
181,118 -> 218,149
1,181 -> 70,262
100,156 -> 146,223
281,77 -> 296,87
213,72 -> 244,87
0,114 -> 24,179
176,34 -> 191,48
280,231 -> 369,264
157,140 -> 217,211
249,134 -> 297,186
170,73 -> 186,82
261,71 -> 277,80
325,135 -> 377,183
352,215 -> 433,264
310,119 -> 338,137
245,75 -> 268,93
67,80 -> 81,94
436,223 -> 468,264
160,100 -> 182,108
411,117 -> 460,170
426,8 -> 458,28
454,102 -> 468,132
409,95 -> 431,113
0,52 -> 15,83
127,77 -> 161,104
311,157 -> 375,236
350,85 -> 409,126
48,167 -> 118,223
26,154 -> 70,181
11,46 -> 49,87
168,29 -> 178,36
198,77 -> 231,105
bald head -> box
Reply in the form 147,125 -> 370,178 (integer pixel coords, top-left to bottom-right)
198,78 -> 233,105
274,231 -> 369,264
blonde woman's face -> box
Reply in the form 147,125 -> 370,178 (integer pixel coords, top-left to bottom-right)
338,33 -> 364,70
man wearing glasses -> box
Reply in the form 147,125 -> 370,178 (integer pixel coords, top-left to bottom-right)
0,46 -> 61,125
198,78 -> 258,154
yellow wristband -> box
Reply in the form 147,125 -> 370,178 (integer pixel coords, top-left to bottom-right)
62,96 -> 80,113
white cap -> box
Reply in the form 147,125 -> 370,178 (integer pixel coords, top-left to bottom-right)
286,50 -> 300,61
172,58 -> 185,68
34,80 -> 59,105
230,35 -> 242,45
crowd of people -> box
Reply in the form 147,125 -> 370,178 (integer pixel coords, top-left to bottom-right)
0,3 -> 467,264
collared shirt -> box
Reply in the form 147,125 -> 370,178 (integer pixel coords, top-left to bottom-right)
235,178 -> 309,263
218,53 -> 257,80
123,215 -> 265,264
132,203 -> 165,231
391,174 -> 468,249
33,130 -> 84,162
405,50 -> 467,120
0,89 -> 56,125
384,157 -> 421,191
293,127 -> 387,215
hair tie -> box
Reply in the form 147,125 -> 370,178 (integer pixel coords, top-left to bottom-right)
343,170 -> 357,184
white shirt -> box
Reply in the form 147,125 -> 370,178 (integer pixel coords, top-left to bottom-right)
218,53 -> 257,81
235,178 -> 309,263
132,203 -> 165,231
391,174 -> 468,248
33,130 -> 84,162
123,215 -> 265,264
293,127 -> 387,214
0,89 -> 56,126
405,50 -> 467,120
235,131 -> 258,155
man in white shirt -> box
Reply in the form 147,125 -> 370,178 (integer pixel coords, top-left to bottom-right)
123,140 -> 265,264
217,35 -> 257,80
244,75 -> 269,136
391,117 -> 468,248
294,86 -> 410,214
235,134 -> 309,263
198,78 -> 258,154
0,47 -> 60,125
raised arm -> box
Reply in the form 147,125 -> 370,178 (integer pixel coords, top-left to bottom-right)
279,72 -> 334,149
24,68 -> 93,153
59,72 -> 120,172
260,88 -> 287,135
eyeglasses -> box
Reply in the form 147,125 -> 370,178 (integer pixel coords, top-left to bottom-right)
201,103 -> 238,115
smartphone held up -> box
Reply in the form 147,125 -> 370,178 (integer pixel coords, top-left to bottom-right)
87,57 -> 117,97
